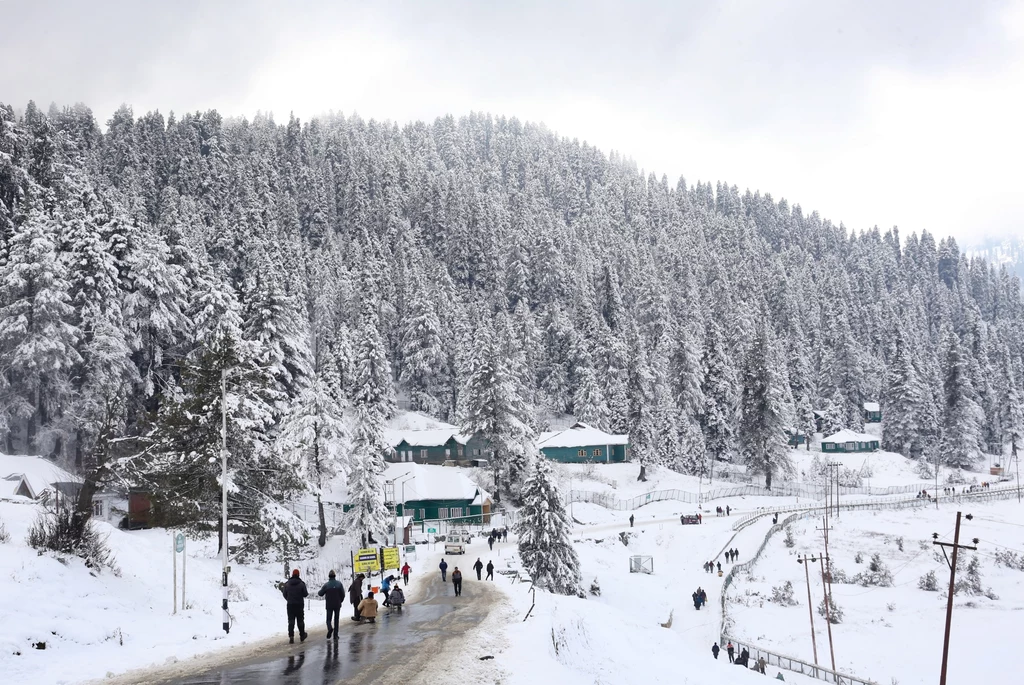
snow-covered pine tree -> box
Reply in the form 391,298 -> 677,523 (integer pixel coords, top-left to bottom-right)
939,328 -> 984,469
882,328 -> 925,458
738,322 -> 790,488
399,270 -> 445,416
700,316 -> 736,473
343,404 -> 390,547
516,456 -> 582,596
277,363 -> 350,546
1004,357 -> 1024,458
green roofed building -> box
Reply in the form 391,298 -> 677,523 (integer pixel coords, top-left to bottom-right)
537,422 -> 630,463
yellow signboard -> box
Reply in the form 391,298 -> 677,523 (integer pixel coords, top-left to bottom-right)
353,547 -> 381,574
382,546 -> 401,571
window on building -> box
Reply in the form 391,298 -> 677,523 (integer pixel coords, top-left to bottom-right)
418,508 -> 425,520
457,445 -> 464,457
445,448 -> 451,457
474,448 -> 481,456
578,449 -> 587,457
845,442 -> 857,451
92,500 -> 103,517
593,448 -> 602,457
420,448 -> 428,460
450,507 -> 462,518
438,508 -> 448,519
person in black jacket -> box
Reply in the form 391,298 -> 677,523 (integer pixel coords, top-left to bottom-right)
317,570 -> 345,639
473,558 -> 484,580
485,560 -> 494,580
349,574 -> 365,621
281,569 -> 309,643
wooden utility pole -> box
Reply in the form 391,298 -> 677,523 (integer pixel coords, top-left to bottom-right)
817,553 -> 837,672
797,554 -> 820,666
933,511 -> 978,685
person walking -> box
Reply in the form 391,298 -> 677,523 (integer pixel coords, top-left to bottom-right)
452,567 -> 463,596
488,535 -> 494,551
349,573 -> 365,621
698,513 -> 702,524
401,562 -> 412,585
757,656 -> 767,674
629,514 -> 634,527
473,558 -> 484,580
439,558 -> 448,582
381,575 -> 393,607
486,560 -> 494,580
716,561 -> 722,573
700,588 -> 707,605
357,592 -> 379,623
692,591 -> 701,610
726,505 -> 731,516
317,570 -> 344,639
734,548 -> 740,561
280,569 -> 309,644
503,528 -> 508,542
712,642 -> 720,660
726,641 -> 735,663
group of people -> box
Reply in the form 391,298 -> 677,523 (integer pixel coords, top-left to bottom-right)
692,587 -> 708,610
715,505 -> 732,516
712,642 -> 766,673
487,528 -> 508,549
439,556 -> 495,595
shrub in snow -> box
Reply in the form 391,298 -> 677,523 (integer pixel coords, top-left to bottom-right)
854,551 -> 864,564
516,458 -> 582,596
852,553 -> 893,587
954,555 -> 997,600
589,578 -> 601,596
994,550 -> 1024,572
828,567 -> 850,584
818,594 -> 843,624
0,517 -> 9,543
27,502 -> 118,574
915,459 -> 935,480
783,526 -> 795,548
887,602 -> 896,612
944,470 -> 969,485
770,581 -> 798,606
918,570 -> 939,591
895,537 -> 904,552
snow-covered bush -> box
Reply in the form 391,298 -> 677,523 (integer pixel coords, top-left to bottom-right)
895,537 -> 904,552
915,460 -> 934,480
854,551 -> 864,564
954,555 -> 997,599
770,581 -> 798,606
0,517 -> 9,543
918,570 -> 939,591
818,595 -> 843,623
994,550 -> 1024,571
27,504 -> 118,574
852,553 -> 893,587
783,526 -> 795,548
589,577 -> 601,596
828,567 -> 850,584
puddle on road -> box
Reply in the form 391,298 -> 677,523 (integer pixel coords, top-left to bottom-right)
171,603 -> 454,685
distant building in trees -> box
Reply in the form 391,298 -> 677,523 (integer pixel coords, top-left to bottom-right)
537,422 -> 629,463
863,402 -> 882,423
820,430 -> 880,453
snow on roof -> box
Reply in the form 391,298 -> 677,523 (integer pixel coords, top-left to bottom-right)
0,453 -> 81,499
537,422 -> 628,449
383,411 -> 469,448
863,402 -> 880,412
821,430 -> 878,444
382,463 -> 491,503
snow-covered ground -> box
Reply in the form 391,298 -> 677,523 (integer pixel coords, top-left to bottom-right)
728,499 -> 1024,685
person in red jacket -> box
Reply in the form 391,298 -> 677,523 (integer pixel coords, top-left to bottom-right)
401,562 -> 412,585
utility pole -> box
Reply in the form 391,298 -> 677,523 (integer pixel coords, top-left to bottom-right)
796,554 -> 820,667
220,368 -> 230,634
933,512 -> 978,685
817,553 -> 837,673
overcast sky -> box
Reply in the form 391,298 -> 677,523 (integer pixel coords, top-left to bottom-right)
3,0 -> 1023,245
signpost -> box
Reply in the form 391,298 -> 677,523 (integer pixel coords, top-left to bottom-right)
353,547 -> 381,575
382,546 -> 401,570
172,532 -> 187,614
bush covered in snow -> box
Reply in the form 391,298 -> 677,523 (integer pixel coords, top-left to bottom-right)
770,581 -> 798,606
954,555 -> 997,600
590,577 -> 602,596
994,550 -> 1024,571
27,504 -> 119,574
0,517 -> 9,543
783,526 -> 795,548
854,551 -> 864,564
918,570 -> 939,591
853,553 -> 894,587
818,594 -> 843,623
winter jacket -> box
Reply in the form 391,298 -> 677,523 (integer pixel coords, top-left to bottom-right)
486,562 -> 494,573
401,564 -> 411,576
452,569 -> 462,581
473,560 -> 483,571
439,560 -> 448,571
348,579 -> 363,605
357,597 -> 379,618
389,588 -> 406,605
382,577 -> 392,592
318,579 -> 345,608
281,577 -> 309,605
712,644 -> 720,656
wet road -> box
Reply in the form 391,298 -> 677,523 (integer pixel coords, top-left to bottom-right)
163,579 -> 492,685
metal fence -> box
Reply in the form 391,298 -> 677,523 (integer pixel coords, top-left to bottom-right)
568,481 -> 935,511
721,636 -> 878,685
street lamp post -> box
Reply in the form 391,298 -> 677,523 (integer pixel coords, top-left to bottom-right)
220,368 -> 230,634
392,474 -> 414,545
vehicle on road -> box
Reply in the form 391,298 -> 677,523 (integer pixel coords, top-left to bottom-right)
444,530 -> 469,555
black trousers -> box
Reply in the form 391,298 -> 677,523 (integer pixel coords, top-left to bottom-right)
453,579 -> 462,596
486,570 -> 493,580
287,604 -> 305,637
352,602 -> 361,619
326,606 -> 340,635
476,569 -> 482,580
382,588 -> 391,606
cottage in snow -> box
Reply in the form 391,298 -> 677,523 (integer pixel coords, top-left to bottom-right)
537,422 -> 629,463
383,463 -> 492,524
863,401 -> 882,423
820,430 -> 880,453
